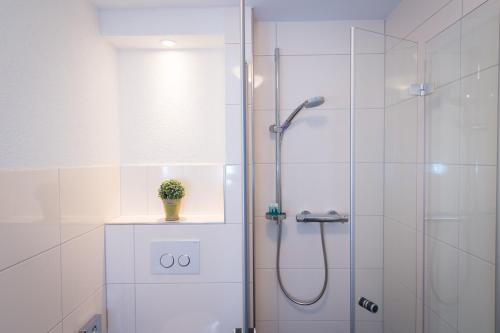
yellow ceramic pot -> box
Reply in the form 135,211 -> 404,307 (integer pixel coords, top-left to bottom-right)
162,199 -> 181,221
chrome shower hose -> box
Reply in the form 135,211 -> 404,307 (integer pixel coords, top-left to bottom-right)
276,220 -> 328,306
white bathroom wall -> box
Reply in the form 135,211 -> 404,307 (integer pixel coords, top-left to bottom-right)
0,0 -> 121,332
253,19 -> 384,333
385,0 -> 499,332
0,0 -> 119,169
117,48 -> 226,165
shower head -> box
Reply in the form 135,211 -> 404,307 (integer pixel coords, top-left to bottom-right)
304,96 -> 325,108
280,96 -> 325,131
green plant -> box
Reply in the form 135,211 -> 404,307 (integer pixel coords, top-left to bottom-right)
158,179 -> 185,200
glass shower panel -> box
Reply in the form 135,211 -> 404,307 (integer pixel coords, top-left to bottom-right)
351,27 -> 419,333
424,1 -> 499,332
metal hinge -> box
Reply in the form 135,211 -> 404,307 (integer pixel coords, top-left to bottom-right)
79,315 -> 101,333
409,83 -> 433,96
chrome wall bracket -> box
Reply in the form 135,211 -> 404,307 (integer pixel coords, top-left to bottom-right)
409,83 -> 433,96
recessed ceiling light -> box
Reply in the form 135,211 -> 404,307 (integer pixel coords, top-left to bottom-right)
160,39 -> 176,47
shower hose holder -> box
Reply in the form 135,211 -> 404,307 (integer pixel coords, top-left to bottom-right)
265,211 -> 287,222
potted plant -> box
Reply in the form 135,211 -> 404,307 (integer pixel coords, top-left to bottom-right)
158,179 -> 185,221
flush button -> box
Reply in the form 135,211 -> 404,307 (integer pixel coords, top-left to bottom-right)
160,253 -> 175,268
178,254 -> 191,267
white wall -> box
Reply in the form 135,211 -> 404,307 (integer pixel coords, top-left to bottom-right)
118,48 -> 226,164
253,19 -> 384,333
0,0 -> 119,169
0,0 -> 120,332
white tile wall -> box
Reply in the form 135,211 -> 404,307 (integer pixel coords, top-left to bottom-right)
107,284 -> 136,333
0,169 -> 60,271
59,166 -> 120,241
136,283 -> 243,333
105,225 -> 135,283
0,247 -> 62,333
0,166 -> 117,333
61,227 -> 105,317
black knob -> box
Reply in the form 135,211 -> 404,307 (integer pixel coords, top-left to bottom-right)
358,297 -> 379,313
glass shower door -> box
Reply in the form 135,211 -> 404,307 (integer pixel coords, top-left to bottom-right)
424,1 -> 499,332
351,27 -> 419,333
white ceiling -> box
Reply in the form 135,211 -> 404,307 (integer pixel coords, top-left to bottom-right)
90,0 -> 401,21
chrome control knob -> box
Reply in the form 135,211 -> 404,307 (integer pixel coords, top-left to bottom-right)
160,253 -> 175,268
178,254 -> 191,267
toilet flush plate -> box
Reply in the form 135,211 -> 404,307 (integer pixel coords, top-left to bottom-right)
151,240 -> 200,274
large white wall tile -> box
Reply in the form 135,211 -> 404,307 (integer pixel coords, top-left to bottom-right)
458,252 -> 495,333
463,0 -> 490,15
254,163 -> 276,217
256,321 -> 278,333
254,22 -> 276,56
354,54 -> 385,109
278,269 -> 349,321
383,277 -> 416,333
424,306 -> 458,333
355,321 -> 383,333
355,109 -> 384,163
386,0 -> 451,38
0,169 -> 60,271
0,248 -> 62,333
459,165 -> 497,216
355,163 -> 384,216
254,56 -> 275,110
461,0 -> 500,77
255,269 -> 278,321
107,284 -> 135,333
460,66 -> 498,165
384,218 -> 417,293
424,164 -> 460,246
384,164 -> 417,228
134,224 -> 242,283
279,218 -> 349,269
425,21 -> 461,89
61,227 -> 105,317
226,105 -> 243,164
282,163 -> 349,215
282,109 -> 349,163
225,164 -> 243,223
120,166 -> 147,216
385,40 -> 418,107
223,7 -> 252,45
59,166 -> 120,241
424,237 -> 458,329
277,20 -> 383,56
280,55 -> 350,110
459,214 -> 496,263
385,98 -> 418,163
62,287 -> 107,333
278,320 -> 349,333
425,81 -> 461,164
105,225 -> 135,283
136,283 -> 242,333
277,21 -> 352,55
254,217 -> 278,269
355,216 -> 383,269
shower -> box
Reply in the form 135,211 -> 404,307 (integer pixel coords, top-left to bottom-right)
266,48 -> 348,306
